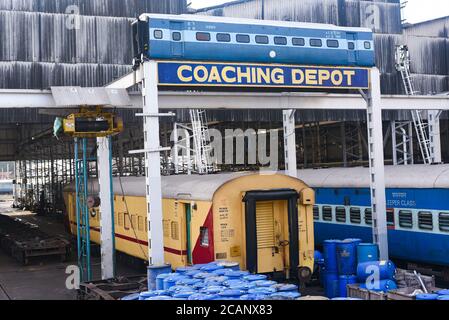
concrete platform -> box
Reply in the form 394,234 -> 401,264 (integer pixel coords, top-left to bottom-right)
0,200 -> 143,300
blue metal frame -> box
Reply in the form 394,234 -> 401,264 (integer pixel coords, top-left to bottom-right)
75,138 -> 92,282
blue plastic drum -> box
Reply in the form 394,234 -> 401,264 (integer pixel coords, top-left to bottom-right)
240,294 -> 268,301
437,295 -> 449,300
437,290 -> 449,296
146,296 -> 173,300
188,293 -> 219,300
173,291 -> 197,299
201,264 -> 225,272
323,273 -> 339,299
270,292 -> 301,299
323,240 -> 341,273
357,243 -> 379,263
253,280 -> 277,287
337,240 -> 359,275
163,275 -> 187,290
217,261 -> 240,271
219,289 -> 245,298
156,273 -> 172,290
416,294 -> 439,300
243,274 -> 268,282
228,281 -> 256,291
248,287 -> 277,295
357,260 -> 396,281
224,270 -> 250,278
200,286 -> 227,295
120,293 -> 140,300
338,275 -> 358,298
272,284 -> 298,292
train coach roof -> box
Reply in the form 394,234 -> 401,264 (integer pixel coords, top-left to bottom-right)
297,164 -> 449,189
139,14 -> 373,33
65,171 -> 261,201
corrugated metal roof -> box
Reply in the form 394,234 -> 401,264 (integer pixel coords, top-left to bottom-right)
298,164 -> 449,188
63,165 -> 449,201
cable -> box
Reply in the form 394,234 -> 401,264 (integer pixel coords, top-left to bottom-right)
117,173 -> 148,261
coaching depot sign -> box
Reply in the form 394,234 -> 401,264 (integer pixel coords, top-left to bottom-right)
157,61 -> 370,90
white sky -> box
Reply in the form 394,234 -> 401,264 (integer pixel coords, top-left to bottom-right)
189,0 -> 449,24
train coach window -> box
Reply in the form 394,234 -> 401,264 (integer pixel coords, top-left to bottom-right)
255,35 -> 269,44
200,227 -> 209,247
310,39 -> 322,47
292,37 -> 305,46
274,36 -> 287,45
313,206 -> 320,220
172,32 -> 181,41
326,39 -> 339,48
216,33 -> 231,42
364,41 -> 371,49
322,206 -> 333,221
418,211 -> 433,230
365,208 -> 372,225
196,32 -> 211,41
236,34 -> 250,43
399,210 -> 413,229
336,207 -> 346,223
154,29 -> 163,39
350,207 -> 361,224
348,42 -> 355,50
387,209 -> 395,227
171,221 -> 179,240
439,213 -> 449,232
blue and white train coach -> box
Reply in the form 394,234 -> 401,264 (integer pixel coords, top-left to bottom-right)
299,165 -> 449,267
133,14 -> 375,67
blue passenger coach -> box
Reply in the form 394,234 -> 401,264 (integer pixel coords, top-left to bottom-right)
133,14 -> 375,67
298,165 -> 449,267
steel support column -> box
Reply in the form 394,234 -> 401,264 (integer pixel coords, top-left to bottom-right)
283,110 -> 297,178
366,68 -> 389,260
428,110 -> 442,163
142,61 -> 165,266
97,136 -> 116,280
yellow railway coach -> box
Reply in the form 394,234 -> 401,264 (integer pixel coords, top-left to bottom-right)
63,172 -> 315,280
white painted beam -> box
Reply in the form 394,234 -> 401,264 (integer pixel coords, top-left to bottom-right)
97,137 -> 115,280
2,89 -> 449,111
283,110 -> 297,178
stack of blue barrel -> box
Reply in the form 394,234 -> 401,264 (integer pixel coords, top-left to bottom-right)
321,239 -> 398,299
121,261 -> 301,301
416,289 -> 449,300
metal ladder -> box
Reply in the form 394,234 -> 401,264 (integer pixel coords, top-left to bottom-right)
395,45 -> 433,164
74,138 -> 92,282
189,109 -> 216,174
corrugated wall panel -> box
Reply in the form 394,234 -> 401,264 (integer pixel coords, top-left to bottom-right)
197,0 -> 402,34
404,17 -> 449,38
0,61 -> 131,89
406,36 -> 448,75
0,0 -> 186,17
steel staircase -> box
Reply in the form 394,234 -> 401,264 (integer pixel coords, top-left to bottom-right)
189,109 -> 216,174
395,45 -> 433,164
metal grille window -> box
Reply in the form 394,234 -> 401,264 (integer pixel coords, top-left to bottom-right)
124,213 -> 130,230
138,216 -> 144,232
336,207 -> 346,223
327,39 -> 339,48
255,35 -> 269,44
217,33 -> 231,42
399,210 -> 413,229
171,221 -> 179,240
365,208 -> 372,225
322,206 -> 333,221
313,206 -> 320,220
154,29 -> 163,39
162,220 -> 170,237
418,211 -> 433,230
172,32 -> 181,41
256,202 -> 275,248
292,38 -> 305,46
236,34 -> 250,43
118,213 -> 123,226
439,213 -> 449,232
310,39 -> 322,47
364,41 -> 371,49
274,36 -> 287,45
196,32 -> 211,41
348,42 -> 355,50
200,227 -> 209,247
350,207 -> 361,224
